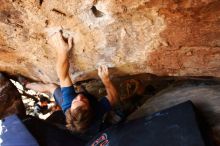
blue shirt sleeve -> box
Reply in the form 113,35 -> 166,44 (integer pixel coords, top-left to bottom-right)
99,97 -> 112,112
95,97 -> 112,118
61,86 -> 77,113
84,93 -> 112,118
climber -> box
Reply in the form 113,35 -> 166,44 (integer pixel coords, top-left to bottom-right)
26,30 -> 119,136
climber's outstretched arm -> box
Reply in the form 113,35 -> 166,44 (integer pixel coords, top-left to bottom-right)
48,32 -> 74,87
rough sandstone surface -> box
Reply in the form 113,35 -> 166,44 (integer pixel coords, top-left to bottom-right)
0,0 -> 220,83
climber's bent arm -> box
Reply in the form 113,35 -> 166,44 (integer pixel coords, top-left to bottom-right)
98,65 -> 118,106
103,78 -> 118,106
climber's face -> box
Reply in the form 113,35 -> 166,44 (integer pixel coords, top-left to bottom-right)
70,94 -> 89,111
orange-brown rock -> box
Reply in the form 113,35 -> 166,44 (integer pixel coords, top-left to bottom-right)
0,73 -> 26,119
0,0 -> 219,83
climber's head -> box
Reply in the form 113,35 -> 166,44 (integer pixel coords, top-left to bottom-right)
65,93 -> 93,133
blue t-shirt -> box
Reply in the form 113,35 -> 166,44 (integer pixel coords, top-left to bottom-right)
61,86 -> 112,118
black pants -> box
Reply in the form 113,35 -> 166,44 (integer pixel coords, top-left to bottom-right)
23,116 -> 86,146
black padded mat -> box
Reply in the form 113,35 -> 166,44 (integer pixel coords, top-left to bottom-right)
87,101 -> 211,146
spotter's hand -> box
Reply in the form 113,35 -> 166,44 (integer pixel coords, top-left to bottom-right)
48,31 -> 73,53
98,65 -> 110,83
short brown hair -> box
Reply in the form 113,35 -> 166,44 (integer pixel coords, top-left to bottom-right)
65,105 -> 94,133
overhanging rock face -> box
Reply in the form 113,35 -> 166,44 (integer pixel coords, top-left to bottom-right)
0,0 -> 220,83
0,74 -> 25,119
